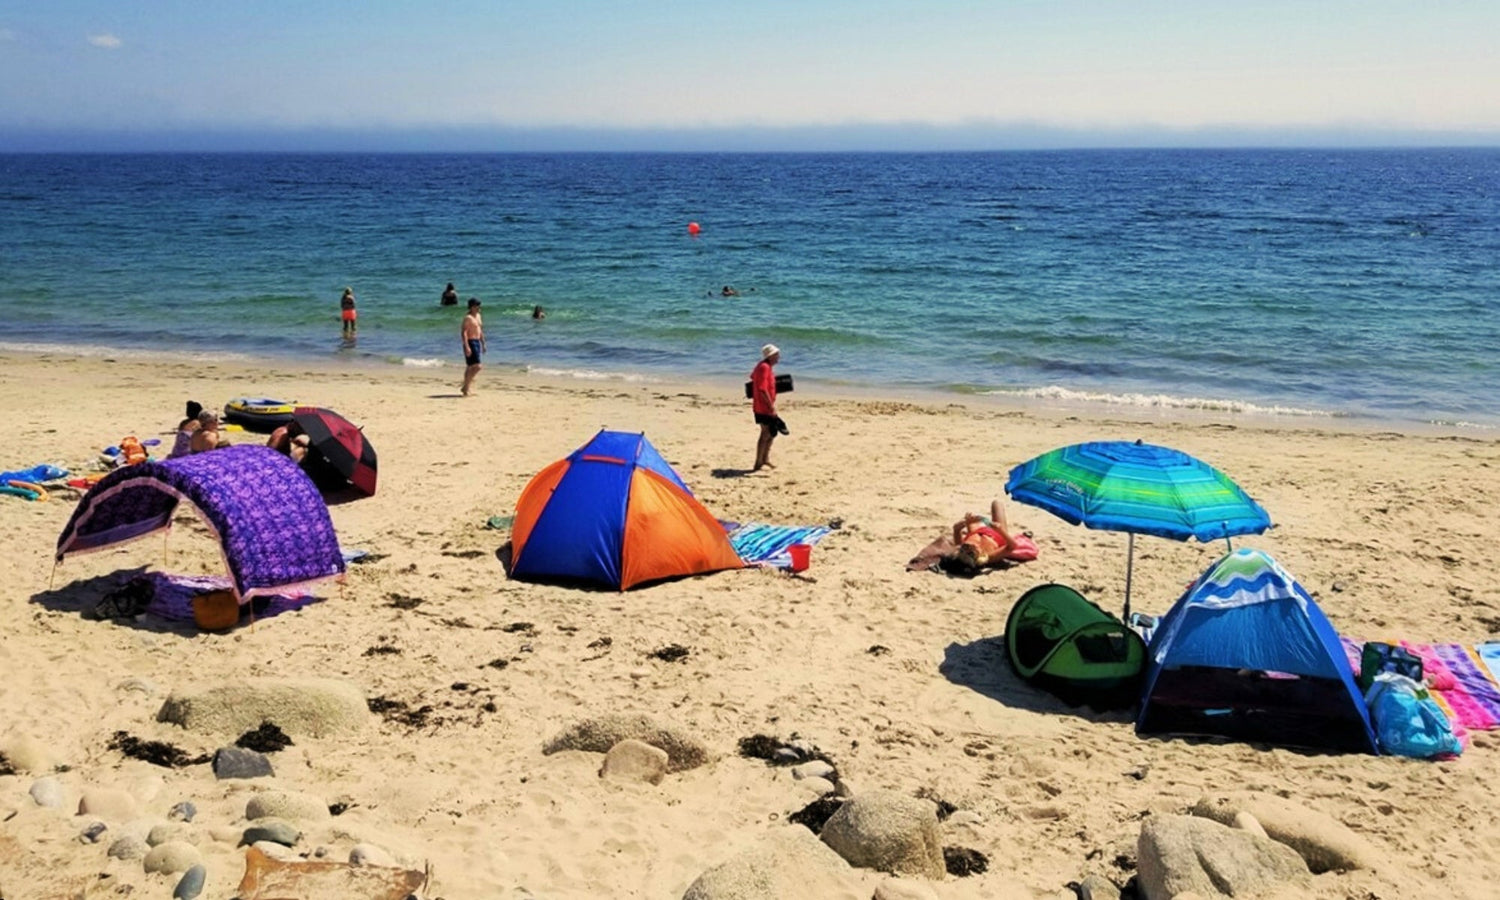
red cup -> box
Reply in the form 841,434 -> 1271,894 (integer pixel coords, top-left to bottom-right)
787,543 -> 811,572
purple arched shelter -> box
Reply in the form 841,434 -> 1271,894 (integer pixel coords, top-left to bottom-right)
56,445 -> 344,600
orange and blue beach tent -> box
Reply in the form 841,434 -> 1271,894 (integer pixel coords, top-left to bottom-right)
510,430 -> 744,590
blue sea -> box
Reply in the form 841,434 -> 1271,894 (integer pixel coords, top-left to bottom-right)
2,150 -> 1497,427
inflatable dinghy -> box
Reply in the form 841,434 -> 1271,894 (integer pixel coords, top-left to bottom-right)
223,398 -> 299,433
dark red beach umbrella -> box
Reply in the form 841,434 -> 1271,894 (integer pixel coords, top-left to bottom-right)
290,407 -> 378,497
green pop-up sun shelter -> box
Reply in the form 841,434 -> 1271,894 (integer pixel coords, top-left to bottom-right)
1005,583 -> 1147,709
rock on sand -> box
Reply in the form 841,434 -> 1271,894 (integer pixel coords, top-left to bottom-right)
242,818 -> 301,848
0,734 -> 56,774
1137,814 -> 1308,900
544,714 -> 712,772
681,825 -> 863,900
108,835 -> 148,861
1191,791 -> 1382,873
212,746 -> 274,780
349,843 -> 398,867
156,678 -> 368,737
599,738 -> 670,785
28,777 -> 64,809
246,790 -> 331,822
873,878 -> 942,900
818,789 -> 945,880
143,841 -> 202,875
78,788 -> 138,821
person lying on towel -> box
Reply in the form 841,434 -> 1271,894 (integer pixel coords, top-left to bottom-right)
950,498 -> 1036,573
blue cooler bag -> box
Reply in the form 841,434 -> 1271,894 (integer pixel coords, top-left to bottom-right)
1364,673 -> 1462,758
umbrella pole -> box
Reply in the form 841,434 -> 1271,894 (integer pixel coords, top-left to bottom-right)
1123,532 -> 1135,622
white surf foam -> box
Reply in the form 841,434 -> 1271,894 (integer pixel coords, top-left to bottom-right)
0,341 -> 254,363
527,366 -> 652,383
983,384 -> 1339,419
1432,419 -> 1497,432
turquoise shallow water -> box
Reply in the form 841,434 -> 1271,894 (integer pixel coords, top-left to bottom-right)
1,150 -> 1497,426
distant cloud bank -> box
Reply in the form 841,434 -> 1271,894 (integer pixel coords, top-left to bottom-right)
87,34 -> 122,49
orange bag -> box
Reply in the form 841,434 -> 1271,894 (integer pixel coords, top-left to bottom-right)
120,436 -> 148,466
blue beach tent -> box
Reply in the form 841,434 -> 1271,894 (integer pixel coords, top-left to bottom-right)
1137,548 -> 1378,754
509,430 -> 744,590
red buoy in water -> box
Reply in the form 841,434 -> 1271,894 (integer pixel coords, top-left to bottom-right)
687,221 -> 701,236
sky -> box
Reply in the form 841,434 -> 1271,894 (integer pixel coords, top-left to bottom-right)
2,0 -> 1498,151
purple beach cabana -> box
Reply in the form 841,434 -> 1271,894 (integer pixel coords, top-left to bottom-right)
55,445 -> 344,601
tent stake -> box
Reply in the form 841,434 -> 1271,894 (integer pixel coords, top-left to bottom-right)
49,560 -> 57,591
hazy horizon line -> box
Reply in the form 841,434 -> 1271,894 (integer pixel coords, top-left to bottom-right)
4,121 -> 1499,154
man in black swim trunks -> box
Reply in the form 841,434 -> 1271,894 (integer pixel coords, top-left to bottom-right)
460,298 -> 485,396
750,343 -> 786,471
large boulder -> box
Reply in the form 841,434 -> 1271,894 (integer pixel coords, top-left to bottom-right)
818,789 -> 945,880
157,678 -> 367,738
682,826 -> 863,900
544,714 -> 711,772
1137,815 -> 1308,900
1191,792 -> 1381,873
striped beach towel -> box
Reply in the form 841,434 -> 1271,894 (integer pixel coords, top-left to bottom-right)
728,523 -> 832,567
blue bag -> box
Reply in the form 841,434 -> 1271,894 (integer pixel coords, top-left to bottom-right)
1364,673 -> 1462,758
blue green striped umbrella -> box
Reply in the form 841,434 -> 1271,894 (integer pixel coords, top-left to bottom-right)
1005,440 -> 1270,617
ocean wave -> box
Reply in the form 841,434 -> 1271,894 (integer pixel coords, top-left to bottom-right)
0,340 -> 255,363
400,357 -> 446,368
527,365 -> 652,383
982,384 -> 1340,418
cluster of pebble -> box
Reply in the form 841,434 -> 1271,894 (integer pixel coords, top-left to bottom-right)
543,716 -> 989,899
22,762 -> 412,899
5,677 -> 419,900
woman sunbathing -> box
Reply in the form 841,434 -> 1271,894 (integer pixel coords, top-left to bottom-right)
951,499 -> 1020,573
189,411 -> 229,453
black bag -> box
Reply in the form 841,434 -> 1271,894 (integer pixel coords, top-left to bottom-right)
744,373 -> 794,399
1359,642 -> 1423,691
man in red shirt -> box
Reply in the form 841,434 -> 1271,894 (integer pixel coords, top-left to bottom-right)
751,343 -> 785,471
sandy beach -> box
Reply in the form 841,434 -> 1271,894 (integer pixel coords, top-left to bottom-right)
2,348 -> 1498,899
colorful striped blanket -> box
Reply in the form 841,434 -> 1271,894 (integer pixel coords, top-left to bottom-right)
728,523 -> 832,567
1341,637 -> 1500,732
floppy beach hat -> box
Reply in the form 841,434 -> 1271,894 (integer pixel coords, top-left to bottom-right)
761,344 -> 780,360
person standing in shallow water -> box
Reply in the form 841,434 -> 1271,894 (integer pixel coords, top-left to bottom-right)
340,287 -> 357,339
441,283 -> 458,306
751,343 -> 785,471
460,298 -> 486,396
